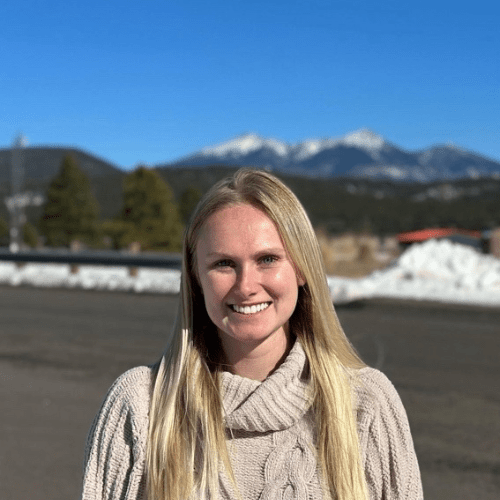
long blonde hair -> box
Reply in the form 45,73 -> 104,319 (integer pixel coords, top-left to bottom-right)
147,168 -> 368,499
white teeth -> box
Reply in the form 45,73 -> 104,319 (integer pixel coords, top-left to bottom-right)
232,302 -> 270,314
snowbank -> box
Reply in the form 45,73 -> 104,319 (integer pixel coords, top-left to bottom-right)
329,239 -> 500,306
1,239 -> 499,307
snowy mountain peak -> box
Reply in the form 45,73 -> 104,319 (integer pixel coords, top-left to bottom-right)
200,133 -> 289,158
342,128 -> 385,150
292,138 -> 338,161
170,129 -> 500,182
196,129 -> 386,161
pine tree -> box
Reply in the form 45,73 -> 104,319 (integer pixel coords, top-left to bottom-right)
23,221 -> 39,248
39,154 -> 100,247
99,219 -> 130,250
0,216 -> 9,246
119,166 -> 183,251
179,186 -> 203,224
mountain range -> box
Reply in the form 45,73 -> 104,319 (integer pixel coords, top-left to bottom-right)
1,129 -> 500,184
166,129 -> 500,182
1,138 -> 499,234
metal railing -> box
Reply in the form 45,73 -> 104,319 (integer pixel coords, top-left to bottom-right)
0,248 -> 182,269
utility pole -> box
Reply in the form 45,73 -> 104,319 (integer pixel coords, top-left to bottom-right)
9,134 -> 27,252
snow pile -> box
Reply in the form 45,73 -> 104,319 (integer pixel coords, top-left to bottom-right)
329,239 -> 500,306
1,239 -> 499,307
0,262 -> 181,294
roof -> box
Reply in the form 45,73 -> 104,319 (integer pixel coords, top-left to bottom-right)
396,228 -> 482,243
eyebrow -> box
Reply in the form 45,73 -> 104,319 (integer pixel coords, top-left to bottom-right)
205,248 -> 286,260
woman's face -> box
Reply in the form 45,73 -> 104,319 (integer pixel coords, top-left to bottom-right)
195,203 -> 304,355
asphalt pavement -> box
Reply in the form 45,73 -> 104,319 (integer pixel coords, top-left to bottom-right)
1,286 -> 499,500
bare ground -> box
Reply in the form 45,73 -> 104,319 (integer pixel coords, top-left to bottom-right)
1,286 -> 499,499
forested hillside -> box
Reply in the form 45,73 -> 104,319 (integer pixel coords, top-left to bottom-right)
155,167 -> 500,234
1,165 -> 499,240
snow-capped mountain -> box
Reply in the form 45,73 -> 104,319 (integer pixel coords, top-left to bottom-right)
166,129 -> 500,182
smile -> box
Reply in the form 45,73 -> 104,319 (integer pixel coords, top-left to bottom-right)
230,302 -> 271,315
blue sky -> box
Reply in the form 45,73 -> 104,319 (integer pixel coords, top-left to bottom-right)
1,0 -> 498,170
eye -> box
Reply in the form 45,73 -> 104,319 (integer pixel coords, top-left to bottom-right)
214,259 -> 233,268
260,255 -> 278,265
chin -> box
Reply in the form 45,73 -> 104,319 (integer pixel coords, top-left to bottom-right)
218,323 -> 287,347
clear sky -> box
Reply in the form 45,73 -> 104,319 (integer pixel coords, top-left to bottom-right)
1,0 -> 498,170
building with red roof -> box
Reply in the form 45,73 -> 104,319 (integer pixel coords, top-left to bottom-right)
396,228 -> 484,251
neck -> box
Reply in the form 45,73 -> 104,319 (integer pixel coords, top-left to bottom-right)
219,328 -> 293,381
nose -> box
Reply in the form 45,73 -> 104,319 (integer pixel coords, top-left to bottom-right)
234,264 -> 259,298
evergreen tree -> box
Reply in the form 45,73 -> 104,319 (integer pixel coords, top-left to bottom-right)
179,186 -> 202,224
39,154 -> 100,247
119,166 -> 183,251
0,216 -> 9,246
99,218 -> 130,250
23,221 -> 39,248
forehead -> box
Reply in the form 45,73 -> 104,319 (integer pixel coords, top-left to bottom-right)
196,204 -> 284,253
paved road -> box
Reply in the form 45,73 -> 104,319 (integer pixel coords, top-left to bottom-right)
1,286 -> 499,499
337,299 -> 500,499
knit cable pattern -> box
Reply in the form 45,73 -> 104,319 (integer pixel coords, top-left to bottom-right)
259,424 -> 317,500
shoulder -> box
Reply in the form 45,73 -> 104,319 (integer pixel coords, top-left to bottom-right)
82,365 -> 155,499
86,365 -> 155,449
102,365 -> 154,417
354,367 -> 403,418
353,367 -> 412,448
92,365 -> 154,434
353,367 -> 423,499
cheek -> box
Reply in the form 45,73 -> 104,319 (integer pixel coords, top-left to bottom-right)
200,278 -> 235,332
199,281 -> 223,327
279,270 -> 301,313
273,266 -> 301,292
200,274 -> 232,306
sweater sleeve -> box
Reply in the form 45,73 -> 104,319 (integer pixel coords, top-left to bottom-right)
81,366 -> 153,500
356,368 -> 423,500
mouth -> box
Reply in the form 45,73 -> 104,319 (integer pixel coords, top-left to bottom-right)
229,302 -> 271,315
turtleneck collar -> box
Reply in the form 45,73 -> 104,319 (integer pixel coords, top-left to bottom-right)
221,341 -> 312,433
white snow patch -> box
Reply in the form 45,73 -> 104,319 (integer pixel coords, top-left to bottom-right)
1,239 -> 499,308
196,129 -> 388,163
201,133 -> 289,158
292,138 -> 339,161
466,167 -> 481,179
342,129 -> 385,151
293,129 -> 386,162
330,239 -> 500,307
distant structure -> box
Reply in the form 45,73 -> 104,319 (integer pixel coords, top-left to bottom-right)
4,134 -> 44,252
9,134 -> 28,252
396,228 -> 484,252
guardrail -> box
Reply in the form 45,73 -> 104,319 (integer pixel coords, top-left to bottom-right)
0,248 -> 182,269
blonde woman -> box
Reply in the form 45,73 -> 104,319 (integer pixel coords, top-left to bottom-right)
82,168 -> 423,500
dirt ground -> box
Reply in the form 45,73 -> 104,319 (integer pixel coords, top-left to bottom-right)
1,286 -> 499,499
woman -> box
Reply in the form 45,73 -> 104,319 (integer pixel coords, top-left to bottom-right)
82,168 -> 423,500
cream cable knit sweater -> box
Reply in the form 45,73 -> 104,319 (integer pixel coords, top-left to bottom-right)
81,342 -> 423,500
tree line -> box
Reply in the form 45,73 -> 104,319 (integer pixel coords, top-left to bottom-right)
1,157 -> 498,249
0,154 -> 202,251
158,167 -> 500,235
